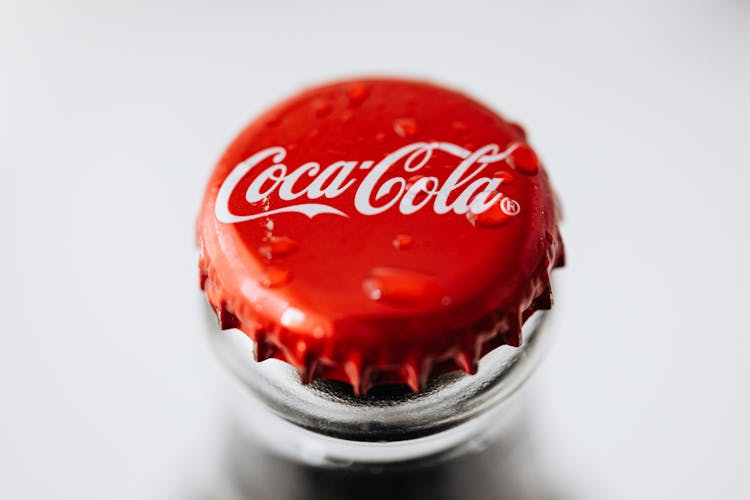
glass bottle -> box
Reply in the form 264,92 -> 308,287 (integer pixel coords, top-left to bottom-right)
202,307 -> 557,500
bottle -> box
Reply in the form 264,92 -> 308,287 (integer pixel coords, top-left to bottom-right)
196,78 -> 565,500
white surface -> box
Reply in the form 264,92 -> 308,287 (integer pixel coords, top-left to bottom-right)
1,0 -> 749,499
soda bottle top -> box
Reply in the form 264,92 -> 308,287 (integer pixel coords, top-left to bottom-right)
198,78 -> 565,395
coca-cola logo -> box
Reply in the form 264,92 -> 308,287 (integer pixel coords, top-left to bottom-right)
215,142 -> 521,223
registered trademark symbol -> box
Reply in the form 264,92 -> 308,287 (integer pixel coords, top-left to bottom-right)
500,197 -> 520,216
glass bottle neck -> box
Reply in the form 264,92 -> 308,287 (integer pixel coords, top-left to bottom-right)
208,306 -> 550,465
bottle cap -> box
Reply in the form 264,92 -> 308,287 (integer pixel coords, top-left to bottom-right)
198,78 -> 564,394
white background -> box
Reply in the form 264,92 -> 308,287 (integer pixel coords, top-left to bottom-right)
1,0 -> 749,498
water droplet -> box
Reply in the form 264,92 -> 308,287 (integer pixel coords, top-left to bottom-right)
362,267 -> 443,304
545,231 -> 554,244
267,116 -> 282,127
463,142 -> 475,150
493,171 -> 514,184
466,197 -> 514,228
393,118 -> 418,138
392,234 -> 413,250
313,99 -> 332,118
452,120 -> 469,132
280,307 -> 306,328
341,110 -> 353,123
375,132 -> 386,143
258,266 -> 292,288
508,143 -> 540,175
296,340 -> 307,354
406,174 -> 424,187
308,128 -> 319,138
346,84 -> 369,107
404,175 -> 432,205
258,236 -> 299,260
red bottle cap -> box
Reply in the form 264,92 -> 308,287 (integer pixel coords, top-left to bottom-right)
198,78 -> 564,394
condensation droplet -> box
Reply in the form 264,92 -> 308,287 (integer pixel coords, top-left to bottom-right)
267,116 -> 282,127
393,118 -> 418,138
259,236 -> 299,260
362,267 -> 444,304
296,340 -> 307,354
452,121 -> 469,132
404,174 -> 431,205
258,266 -> 292,288
493,171 -> 514,184
392,234 -> 413,250
375,132 -> 386,143
313,99 -> 332,118
280,307 -> 306,328
406,174 -> 424,187
545,231 -> 554,243
346,83 -> 370,107
508,143 -> 540,175
466,194 -> 517,228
